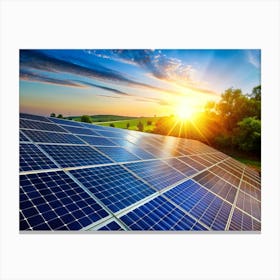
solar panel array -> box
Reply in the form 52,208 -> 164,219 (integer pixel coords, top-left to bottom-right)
19,113 -> 261,231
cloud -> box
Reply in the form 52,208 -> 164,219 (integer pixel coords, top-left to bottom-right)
135,96 -> 172,106
20,70 -> 84,88
74,80 -> 130,95
247,50 -> 260,68
20,50 -> 182,96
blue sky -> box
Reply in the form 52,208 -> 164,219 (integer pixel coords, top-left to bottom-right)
20,49 -> 261,117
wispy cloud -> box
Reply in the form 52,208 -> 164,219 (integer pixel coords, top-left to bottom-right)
20,69 -> 84,88
20,50 -> 187,97
73,80 -> 130,95
247,50 -> 261,68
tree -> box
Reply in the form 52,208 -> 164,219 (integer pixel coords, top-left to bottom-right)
57,114 -> 63,119
251,85 -> 261,101
80,115 -> 92,123
126,122 -> 130,129
50,112 -> 56,117
109,123 -> 115,127
147,120 -> 152,126
233,117 -> 261,154
137,121 -> 144,132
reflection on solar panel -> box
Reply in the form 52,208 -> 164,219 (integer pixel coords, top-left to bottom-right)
96,146 -> 140,162
19,113 -> 261,231
60,125 -> 100,136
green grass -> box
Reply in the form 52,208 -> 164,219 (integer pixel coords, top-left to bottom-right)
96,117 -> 160,132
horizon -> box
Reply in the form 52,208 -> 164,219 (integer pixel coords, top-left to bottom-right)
20,49 -> 261,117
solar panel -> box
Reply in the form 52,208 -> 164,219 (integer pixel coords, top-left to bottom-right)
124,160 -> 186,191
20,131 -> 30,142
20,143 -> 58,172
20,113 -> 52,123
23,130 -> 84,144
20,119 -> 67,133
19,113 -> 261,231
78,135 -> 117,146
163,180 -> 232,230
229,208 -> 261,231
164,158 -> 197,176
120,196 -> 207,230
95,146 -> 140,162
20,171 -> 110,230
60,125 -> 101,136
97,221 -> 124,231
48,117 -> 85,127
192,171 -> 237,203
39,144 -> 112,168
70,165 -> 156,213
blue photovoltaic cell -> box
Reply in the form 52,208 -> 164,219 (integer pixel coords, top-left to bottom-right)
20,119 -> 67,133
229,208 -> 261,231
98,221 -> 124,231
78,135 -> 116,146
235,190 -> 261,220
164,158 -> 197,176
124,145 -> 155,160
124,160 -> 185,190
61,125 -> 100,136
23,130 -> 84,144
178,156 -> 206,171
20,143 -> 58,172
20,171 -> 109,230
96,146 -> 140,162
120,196 -> 207,230
192,171 -> 237,203
80,122 -> 107,130
107,137 -> 134,147
48,117 -> 84,127
20,131 -> 29,142
20,113 -> 52,123
95,129 -> 125,138
163,180 -> 232,230
39,145 -> 112,168
70,165 -> 155,213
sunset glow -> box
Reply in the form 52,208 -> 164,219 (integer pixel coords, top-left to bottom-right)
20,49 -> 261,117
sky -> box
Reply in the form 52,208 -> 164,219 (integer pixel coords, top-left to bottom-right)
19,49 -> 261,117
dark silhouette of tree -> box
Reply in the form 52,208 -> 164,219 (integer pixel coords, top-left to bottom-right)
147,120 -> 152,126
137,121 -> 144,132
126,122 -> 130,129
50,112 -> 56,117
57,114 -> 63,119
80,115 -> 92,123
109,123 -> 115,127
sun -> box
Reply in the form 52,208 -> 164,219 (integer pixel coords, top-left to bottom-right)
175,101 -> 197,121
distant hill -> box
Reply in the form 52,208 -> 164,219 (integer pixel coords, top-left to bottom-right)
67,115 -> 142,122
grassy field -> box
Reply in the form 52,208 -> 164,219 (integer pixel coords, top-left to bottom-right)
97,117 -> 161,133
